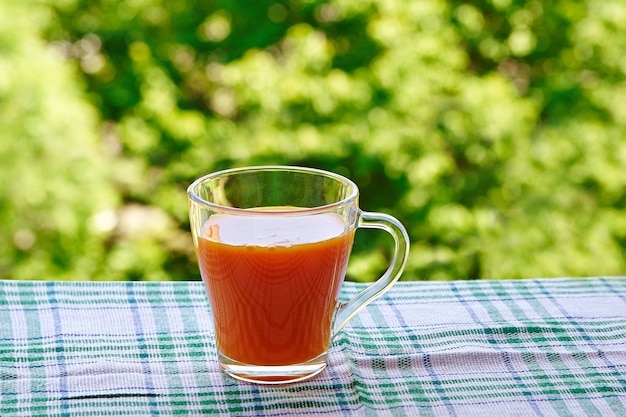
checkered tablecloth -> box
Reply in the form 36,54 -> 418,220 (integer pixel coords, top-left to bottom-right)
1,277 -> 625,416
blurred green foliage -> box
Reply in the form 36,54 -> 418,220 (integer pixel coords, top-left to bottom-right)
2,0 -> 626,282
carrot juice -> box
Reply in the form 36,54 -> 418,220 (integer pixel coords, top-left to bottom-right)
197,211 -> 354,366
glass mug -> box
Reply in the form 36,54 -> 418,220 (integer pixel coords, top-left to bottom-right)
188,166 -> 409,384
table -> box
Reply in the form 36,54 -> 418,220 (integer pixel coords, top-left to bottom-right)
1,277 -> 625,416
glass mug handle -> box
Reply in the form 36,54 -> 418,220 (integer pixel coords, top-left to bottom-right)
333,210 -> 410,337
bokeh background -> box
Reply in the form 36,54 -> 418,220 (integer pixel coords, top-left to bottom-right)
2,0 -> 626,282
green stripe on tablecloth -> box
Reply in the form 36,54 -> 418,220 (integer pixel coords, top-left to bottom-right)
149,282 -> 186,414
4,377 -> 621,416
163,282 -> 212,414
340,318 -> 626,353
0,284 -> 16,412
22,284 -> 47,416
7,319 -> 623,360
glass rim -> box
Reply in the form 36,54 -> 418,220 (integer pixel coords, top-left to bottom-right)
187,165 -> 359,215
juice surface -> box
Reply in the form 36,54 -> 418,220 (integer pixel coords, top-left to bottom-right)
197,212 -> 354,366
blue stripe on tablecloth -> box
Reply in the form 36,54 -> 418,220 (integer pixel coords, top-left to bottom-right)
126,281 -> 159,415
46,281 -> 70,417
422,353 -> 457,417
324,354 -> 354,416
450,281 -> 547,417
599,277 -> 626,306
496,280 -> 595,417
382,292 -> 458,417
